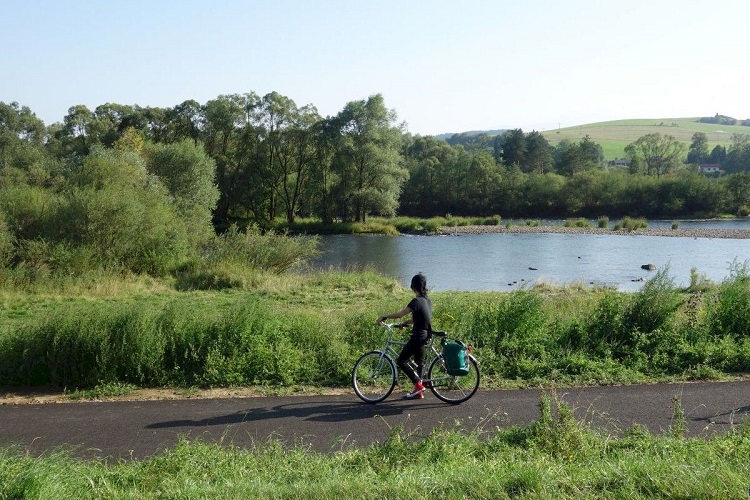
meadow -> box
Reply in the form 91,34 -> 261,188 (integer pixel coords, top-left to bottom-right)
541,117 -> 750,161
2,261 -> 750,395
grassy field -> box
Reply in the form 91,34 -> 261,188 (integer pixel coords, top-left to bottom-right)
2,267 -> 750,497
541,117 -> 750,161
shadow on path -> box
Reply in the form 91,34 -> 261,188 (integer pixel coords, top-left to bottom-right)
690,404 -> 750,425
146,399 -> 446,429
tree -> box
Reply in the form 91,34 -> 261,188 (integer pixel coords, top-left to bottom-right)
400,135 -> 459,216
330,94 -> 407,222
710,145 -> 727,164
57,104 -> 97,156
201,93 -> 262,225
553,140 -> 581,176
555,136 -> 604,175
308,117 -> 339,223
687,132 -> 709,164
146,140 -> 220,242
495,129 -> 526,167
624,133 -> 686,177
578,135 -> 604,169
451,149 -> 502,215
520,173 -> 565,216
258,92 -> 321,223
524,131 -> 553,174
723,172 -> 750,214
92,103 -> 144,147
723,134 -> 750,174
170,100 -> 203,145
0,102 -> 47,181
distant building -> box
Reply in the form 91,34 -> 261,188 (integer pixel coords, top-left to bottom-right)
608,157 -> 629,167
698,163 -> 722,175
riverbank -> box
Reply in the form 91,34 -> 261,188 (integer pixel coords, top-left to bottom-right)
438,224 -> 750,239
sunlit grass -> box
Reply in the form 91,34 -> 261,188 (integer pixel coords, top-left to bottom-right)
542,117 -> 749,160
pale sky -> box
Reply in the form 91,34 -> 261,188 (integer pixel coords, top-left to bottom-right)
3,0 -> 749,136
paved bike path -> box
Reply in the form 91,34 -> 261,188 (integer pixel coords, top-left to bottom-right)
1,380 -> 749,460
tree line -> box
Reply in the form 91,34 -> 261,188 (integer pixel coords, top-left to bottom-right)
3,95 -> 750,238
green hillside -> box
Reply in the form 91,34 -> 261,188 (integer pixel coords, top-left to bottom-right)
540,117 -> 750,161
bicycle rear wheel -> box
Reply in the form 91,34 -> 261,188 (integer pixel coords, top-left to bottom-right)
352,351 -> 397,403
427,355 -> 480,404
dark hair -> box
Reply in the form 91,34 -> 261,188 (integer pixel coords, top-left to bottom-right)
410,273 -> 428,296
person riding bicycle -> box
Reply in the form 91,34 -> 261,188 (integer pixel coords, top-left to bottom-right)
377,273 -> 432,399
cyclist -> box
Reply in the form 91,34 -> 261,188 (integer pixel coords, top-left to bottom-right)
376,273 -> 432,399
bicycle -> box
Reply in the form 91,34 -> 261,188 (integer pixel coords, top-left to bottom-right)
352,323 -> 480,404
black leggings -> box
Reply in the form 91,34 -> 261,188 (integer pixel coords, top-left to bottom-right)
397,334 -> 428,384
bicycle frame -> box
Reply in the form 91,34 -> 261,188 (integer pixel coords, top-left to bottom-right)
377,323 -> 475,383
374,323 -> 441,378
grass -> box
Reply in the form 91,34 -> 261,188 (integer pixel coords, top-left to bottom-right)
1,396 -> 749,498
541,117 -> 750,161
280,215 -> 502,235
2,264 -> 750,393
1,264 -> 750,497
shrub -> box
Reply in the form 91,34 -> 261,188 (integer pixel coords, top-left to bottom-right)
618,216 -> 648,231
582,290 -> 627,355
482,215 -> 502,226
462,292 -> 550,378
0,211 -> 15,268
564,218 -> 591,228
703,262 -> 750,339
145,140 -> 220,244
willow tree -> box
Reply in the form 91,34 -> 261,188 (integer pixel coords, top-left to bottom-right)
329,94 -> 406,222
258,92 -> 321,223
625,133 -> 686,177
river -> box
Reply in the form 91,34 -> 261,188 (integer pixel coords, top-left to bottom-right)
307,219 -> 750,292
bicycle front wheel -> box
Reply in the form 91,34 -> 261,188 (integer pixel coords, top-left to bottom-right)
427,355 -> 480,404
352,351 -> 397,403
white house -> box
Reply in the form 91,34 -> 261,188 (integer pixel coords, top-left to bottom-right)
698,163 -> 722,175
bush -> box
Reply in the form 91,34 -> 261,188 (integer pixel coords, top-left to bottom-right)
0,149 -> 194,277
461,291 -> 550,378
618,216 -> 648,231
145,140 -> 220,244
703,262 -> 750,339
564,218 -> 591,228
0,211 -> 15,268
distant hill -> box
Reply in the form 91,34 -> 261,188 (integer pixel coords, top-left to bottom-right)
541,117 -> 750,161
434,117 -> 750,161
434,129 -> 507,141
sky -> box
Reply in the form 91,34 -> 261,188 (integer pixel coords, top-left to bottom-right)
3,0 -> 750,136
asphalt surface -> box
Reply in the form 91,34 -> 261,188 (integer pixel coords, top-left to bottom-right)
1,380 -> 749,460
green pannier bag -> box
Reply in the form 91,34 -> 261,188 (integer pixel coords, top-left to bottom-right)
443,340 -> 469,376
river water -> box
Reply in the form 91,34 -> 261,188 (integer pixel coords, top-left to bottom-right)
308,219 -> 750,292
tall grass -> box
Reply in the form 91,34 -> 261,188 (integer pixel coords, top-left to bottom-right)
614,216 -> 648,231
2,266 -> 750,390
280,216 -> 502,235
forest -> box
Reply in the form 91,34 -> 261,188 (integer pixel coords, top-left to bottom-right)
4,93 -> 750,279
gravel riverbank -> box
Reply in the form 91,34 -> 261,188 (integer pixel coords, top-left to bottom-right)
438,225 -> 750,239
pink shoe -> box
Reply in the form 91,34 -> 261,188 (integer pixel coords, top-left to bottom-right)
404,381 -> 425,399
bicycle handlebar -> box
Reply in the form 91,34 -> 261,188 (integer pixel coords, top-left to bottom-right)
379,322 -> 406,329
379,322 -> 447,337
